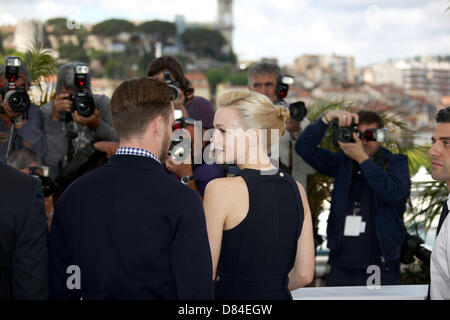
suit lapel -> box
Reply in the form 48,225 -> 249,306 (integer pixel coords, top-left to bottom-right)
436,201 -> 448,237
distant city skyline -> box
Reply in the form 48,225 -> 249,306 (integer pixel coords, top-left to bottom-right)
0,0 -> 449,67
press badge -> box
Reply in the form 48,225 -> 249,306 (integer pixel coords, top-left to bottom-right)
344,216 -> 366,237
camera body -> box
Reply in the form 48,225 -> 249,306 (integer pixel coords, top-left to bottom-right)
0,56 -> 31,114
67,64 -> 95,118
400,233 -> 431,265
332,119 -> 387,145
29,166 -> 56,198
163,71 -> 180,101
332,119 -> 360,145
169,117 -> 195,162
289,101 -> 307,122
275,75 -> 308,123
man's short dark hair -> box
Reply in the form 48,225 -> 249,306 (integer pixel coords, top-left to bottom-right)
146,56 -> 192,92
436,107 -> 450,123
247,62 -> 281,85
358,110 -> 384,128
111,77 -> 173,141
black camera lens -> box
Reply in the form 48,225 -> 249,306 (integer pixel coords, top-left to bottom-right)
337,128 -> 354,143
6,90 -> 30,114
71,92 -> 95,117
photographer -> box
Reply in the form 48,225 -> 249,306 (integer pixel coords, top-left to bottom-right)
147,56 -> 201,119
296,110 -> 411,286
8,148 -> 56,232
166,96 -> 224,199
41,62 -> 118,182
247,62 -> 315,188
0,59 -> 46,164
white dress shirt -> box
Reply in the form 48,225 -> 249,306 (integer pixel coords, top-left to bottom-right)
430,195 -> 450,300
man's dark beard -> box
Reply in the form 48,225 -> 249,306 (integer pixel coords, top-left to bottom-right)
160,129 -> 171,163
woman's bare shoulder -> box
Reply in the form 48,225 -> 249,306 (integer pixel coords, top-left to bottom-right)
205,176 -> 247,198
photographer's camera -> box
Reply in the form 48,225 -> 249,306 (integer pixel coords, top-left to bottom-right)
331,118 -> 387,146
62,63 -> 95,120
0,56 -> 31,114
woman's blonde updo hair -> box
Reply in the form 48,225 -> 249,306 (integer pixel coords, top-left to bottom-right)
217,90 -> 290,149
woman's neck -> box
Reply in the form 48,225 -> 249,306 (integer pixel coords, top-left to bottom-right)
237,155 -> 277,171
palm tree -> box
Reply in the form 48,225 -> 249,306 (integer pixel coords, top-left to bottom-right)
23,41 -> 57,106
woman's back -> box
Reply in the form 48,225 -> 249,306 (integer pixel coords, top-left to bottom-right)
215,168 -> 304,300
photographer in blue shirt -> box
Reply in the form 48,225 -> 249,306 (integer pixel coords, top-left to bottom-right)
296,109 -> 411,286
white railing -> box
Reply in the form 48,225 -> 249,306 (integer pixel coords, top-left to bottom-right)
291,285 -> 428,300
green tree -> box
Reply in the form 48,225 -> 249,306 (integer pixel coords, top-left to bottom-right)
137,20 -> 176,43
58,43 -> 89,63
181,28 -> 226,59
205,68 -> 225,96
45,17 -> 71,35
224,71 -> 247,86
0,32 -> 4,54
91,19 -> 135,36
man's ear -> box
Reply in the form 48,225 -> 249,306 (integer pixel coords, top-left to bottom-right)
154,115 -> 164,137
147,115 -> 161,138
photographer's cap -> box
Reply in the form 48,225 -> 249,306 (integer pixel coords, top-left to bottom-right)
185,96 -> 215,129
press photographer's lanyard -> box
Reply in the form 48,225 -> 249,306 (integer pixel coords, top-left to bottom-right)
5,124 -> 15,163
343,168 -> 366,237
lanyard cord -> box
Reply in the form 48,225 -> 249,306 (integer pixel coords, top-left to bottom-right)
5,124 -> 15,163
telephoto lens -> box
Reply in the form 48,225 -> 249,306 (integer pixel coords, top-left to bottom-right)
5,90 -> 30,113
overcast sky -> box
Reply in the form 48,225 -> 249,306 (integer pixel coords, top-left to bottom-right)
0,0 -> 449,67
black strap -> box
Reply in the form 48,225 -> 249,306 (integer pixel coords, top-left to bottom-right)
436,201 -> 449,237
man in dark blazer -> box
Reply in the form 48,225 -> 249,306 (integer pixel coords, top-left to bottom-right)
48,77 -> 214,300
0,162 -> 48,299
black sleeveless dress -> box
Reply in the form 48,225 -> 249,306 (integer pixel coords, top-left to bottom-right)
214,168 -> 304,300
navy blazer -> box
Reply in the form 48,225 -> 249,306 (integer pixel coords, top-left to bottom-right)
0,162 -> 48,300
48,154 -> 214,300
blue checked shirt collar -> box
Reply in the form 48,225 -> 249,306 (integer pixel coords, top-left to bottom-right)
115,147 -> 161,164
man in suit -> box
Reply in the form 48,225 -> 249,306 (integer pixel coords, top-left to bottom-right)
429,106 -> 450,299
0,162 -> 48,299
48,77 -> 214,300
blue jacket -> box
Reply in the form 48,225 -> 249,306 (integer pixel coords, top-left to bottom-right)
295,118 -> 411,263
0,103 -> 47,164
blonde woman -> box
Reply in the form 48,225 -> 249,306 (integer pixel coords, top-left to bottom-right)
204,91 -> 315,300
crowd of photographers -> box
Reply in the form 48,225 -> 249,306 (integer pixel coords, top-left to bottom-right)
0,54 -> 448,300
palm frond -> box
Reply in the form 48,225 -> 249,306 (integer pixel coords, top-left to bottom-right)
22,41 -> 57,105
24,41 -> 56,85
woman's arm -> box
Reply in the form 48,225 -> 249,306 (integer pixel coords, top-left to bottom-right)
288,182 -> 315,291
